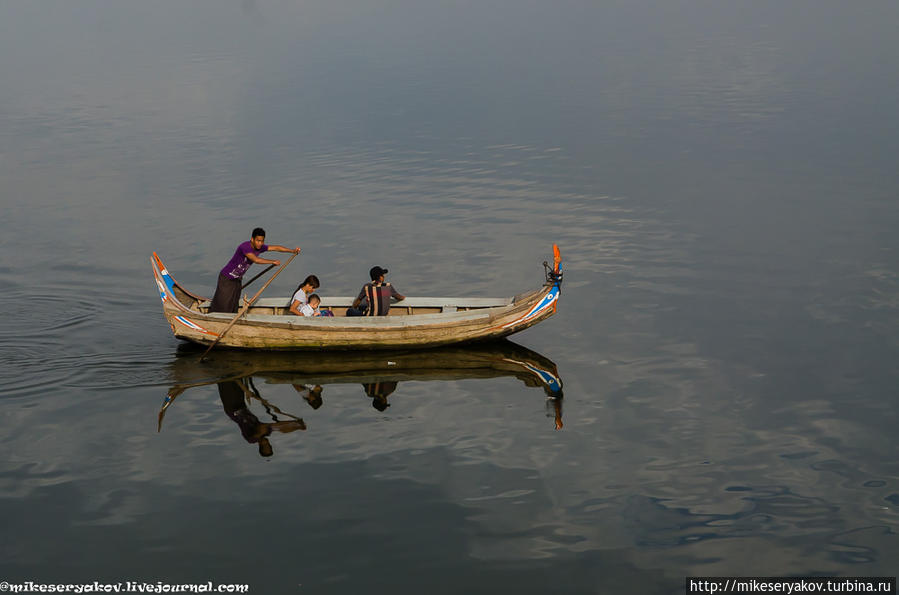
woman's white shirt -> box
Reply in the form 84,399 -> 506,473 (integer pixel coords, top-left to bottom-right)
291,289 -> 309,306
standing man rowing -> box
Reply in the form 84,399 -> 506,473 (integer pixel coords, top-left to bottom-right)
210,227 -> 301,313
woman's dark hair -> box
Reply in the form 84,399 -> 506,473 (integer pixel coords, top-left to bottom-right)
251,227 -> 266,238
289,275 -> 321,306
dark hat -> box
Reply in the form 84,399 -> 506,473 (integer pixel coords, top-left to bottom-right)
369,266 -> 389,280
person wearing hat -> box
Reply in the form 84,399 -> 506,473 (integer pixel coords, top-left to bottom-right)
346,265 -> 405,316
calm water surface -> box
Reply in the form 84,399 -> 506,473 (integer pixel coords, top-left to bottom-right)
1,1 -> 897,593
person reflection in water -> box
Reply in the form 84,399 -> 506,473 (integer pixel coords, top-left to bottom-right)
363,381 -> 398,412
293,384 -> 324,410
218,379 -> 305,457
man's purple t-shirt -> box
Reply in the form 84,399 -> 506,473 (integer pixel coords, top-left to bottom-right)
220,241 -> 268,279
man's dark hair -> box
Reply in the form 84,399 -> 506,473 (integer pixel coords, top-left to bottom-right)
251,227 -> 266,238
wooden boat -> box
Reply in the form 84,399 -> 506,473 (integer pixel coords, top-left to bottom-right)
159,339 -> 564,430
151,245 -> 563,350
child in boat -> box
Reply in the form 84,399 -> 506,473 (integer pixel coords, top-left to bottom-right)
298,293 -> 334,317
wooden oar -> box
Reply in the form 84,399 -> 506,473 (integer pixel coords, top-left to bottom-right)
200,252 -> 298,361
241,263 -> 276,289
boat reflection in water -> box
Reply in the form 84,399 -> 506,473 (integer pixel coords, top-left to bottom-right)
160,340 -> 564,457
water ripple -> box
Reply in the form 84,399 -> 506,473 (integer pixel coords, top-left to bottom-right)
0,292 -> 100,339
0,340 -> 172,399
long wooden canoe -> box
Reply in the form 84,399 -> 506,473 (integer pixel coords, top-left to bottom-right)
151,246 -> 563,350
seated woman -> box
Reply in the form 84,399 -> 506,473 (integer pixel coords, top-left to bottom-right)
288,275 -> 320,316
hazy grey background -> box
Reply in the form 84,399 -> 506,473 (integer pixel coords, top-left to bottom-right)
1,0 -> 897,593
